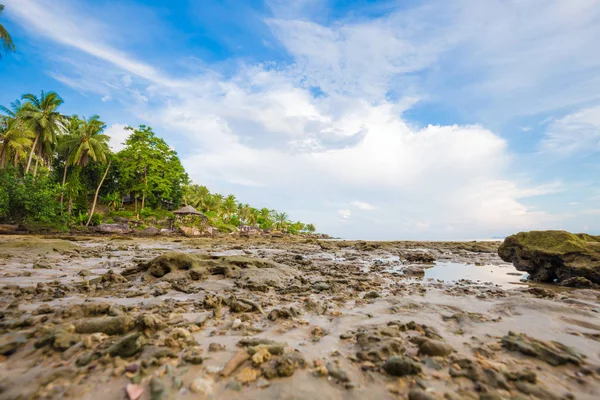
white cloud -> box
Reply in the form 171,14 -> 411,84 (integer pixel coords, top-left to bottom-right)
540,104 -> 600,156
338,209 -> 351,220
105,123 -> 129,152
351,201 -> 375,210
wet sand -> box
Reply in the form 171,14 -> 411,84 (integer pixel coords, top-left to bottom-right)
0,235 -> 599,400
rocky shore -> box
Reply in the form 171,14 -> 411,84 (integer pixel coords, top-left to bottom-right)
0,235 -> 599,400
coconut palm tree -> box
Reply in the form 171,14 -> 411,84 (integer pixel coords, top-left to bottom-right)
223,194 -> 237,220
275,212 -> 289,231
0,100 -> 32,169
71,116 -> 111,226
20,91 -> 65,175
0,4 -> 16,58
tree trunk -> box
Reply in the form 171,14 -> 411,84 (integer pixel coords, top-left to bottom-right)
60,163 -> 68,211
13,151 -> 19,168
141,167 -> 147,210
86,160 -> 111,227
68,194 -> 73,215
33,157 -> 39,177
0,147 -> 5,169
25,133 -> 39,175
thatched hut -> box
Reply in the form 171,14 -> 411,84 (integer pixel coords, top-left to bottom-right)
173,205 -> 207,221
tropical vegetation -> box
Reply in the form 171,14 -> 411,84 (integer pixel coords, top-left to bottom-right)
0,90 -> 317,235
0,4 -> 16,58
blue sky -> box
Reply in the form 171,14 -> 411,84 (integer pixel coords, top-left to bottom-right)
1,0 -> 600,239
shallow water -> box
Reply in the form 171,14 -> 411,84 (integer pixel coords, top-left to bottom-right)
423,261 -> 527,288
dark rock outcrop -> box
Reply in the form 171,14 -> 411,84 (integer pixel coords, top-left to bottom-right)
95,223 -> 130,234
498,231 -> 600,284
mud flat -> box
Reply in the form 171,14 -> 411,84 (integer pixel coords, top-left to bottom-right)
0,235 -> 599,400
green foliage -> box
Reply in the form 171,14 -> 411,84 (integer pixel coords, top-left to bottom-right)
87,213 -> 102,226
0,169 -> 65,226
116,125 -> 188,209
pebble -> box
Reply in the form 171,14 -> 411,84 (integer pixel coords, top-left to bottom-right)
190,377 -> 213,396
256,378 -> 270,388
383,356 -> 422,377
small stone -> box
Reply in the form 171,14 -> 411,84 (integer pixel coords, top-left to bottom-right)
418,339 -> 454,357
208,343 -> 225,352
205,365 -> 222,375
126,384 -> 144,400
364,291 -> 380,299
149,377 -> 165,400
383,356 -> 422,377
190,377 -> 213,396
237,367 -> 260,383
409,389 -> 438,400
251,347 -> 272,366
183,349 -> 204,364
226,381 -> 242,391
326,362 -> 349,382
232,319 -> 242,329
125,363 -> 139,373
256,378 -> 270,388
221,350 -> 251,377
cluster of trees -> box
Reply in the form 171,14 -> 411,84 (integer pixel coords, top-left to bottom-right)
182,185 -> 316,234
0,90 -> 317,234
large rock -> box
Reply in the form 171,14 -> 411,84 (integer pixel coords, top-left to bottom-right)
498,231 -> 600,284
95,223 -> 130,234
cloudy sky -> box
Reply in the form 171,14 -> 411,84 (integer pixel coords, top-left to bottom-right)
1,0 -> 599,239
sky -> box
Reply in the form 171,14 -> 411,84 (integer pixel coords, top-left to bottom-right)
1,0 -> 599,240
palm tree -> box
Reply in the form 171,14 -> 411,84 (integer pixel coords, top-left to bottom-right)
0,4 -> 16,58
223,194 -> 237,220
20,91 -> 65,175
275,212 -> 289,231
0,100 -> 32,169
0,114 -> 31,168
68,116 -> 111,226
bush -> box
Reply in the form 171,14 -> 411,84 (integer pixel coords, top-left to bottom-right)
88,213 -> 103,226
0,169 -> 66,227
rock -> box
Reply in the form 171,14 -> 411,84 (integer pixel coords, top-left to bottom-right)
559,276 -> 598,288
95,223 -> 130,234
383,356 -> 422,377
256,378 -> 270,388
409,389 -> 438,400
149,377 -> 165,400
33,260 -> 53,269
251,347 -> 272,366
221,350 -> 251,377
74,316 -> 135,335
106,333 -> 144,358
311,282 -> 330,291
52,330 -> 80,351
268,307 -> 300,321
190,377 -> 213,396
236,367 -> 260,383
0,332 -> 27,355
498,231 -> 600,284
225,381 -> 242,391
501,332 -> 583,366
139,226 -> 160,237
183,349 -> 204,364
146,252 -> 198,278
364,291 -> 380,299
126,384 -> 144,400
208,343 -> 225,352
326,362 -> 350,382
403,252 -> 436,263
276,351 -> 305,377
418,339 -> 454,357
